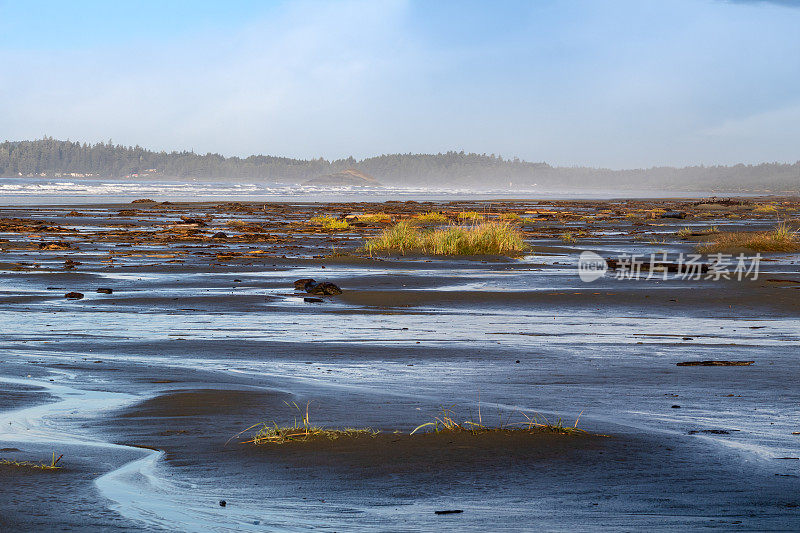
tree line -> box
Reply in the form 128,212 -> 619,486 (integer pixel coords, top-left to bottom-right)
1,137 -> 797,191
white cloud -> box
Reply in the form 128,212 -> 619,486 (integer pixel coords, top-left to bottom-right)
2,0 -> 800,168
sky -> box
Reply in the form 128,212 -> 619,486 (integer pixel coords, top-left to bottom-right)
1,0 -> 799,168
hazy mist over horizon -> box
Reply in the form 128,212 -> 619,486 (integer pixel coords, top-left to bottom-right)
2,137 -> 798,193
2,0 -> 800,172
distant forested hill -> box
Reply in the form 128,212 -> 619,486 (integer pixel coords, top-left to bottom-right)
1,138 -> 798,191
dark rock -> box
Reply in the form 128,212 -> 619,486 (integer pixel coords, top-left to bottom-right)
63,259 -> 82,269
96,288 -> 113,294
435,510 -> 463,515
304,297 -> 324,303
306,282 -> 342,296
64,292 -> 84,299
219,500 -> 226,507
677,360 -> 754,366
212,232 -> 228,239
660,211 -> 687,219
180,216 -> 207,226
294,278 -> 316,290
688,429 -> 731,435
671,405 -> 681,408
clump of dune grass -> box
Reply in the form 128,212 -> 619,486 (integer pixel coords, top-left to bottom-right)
0,453 -> 63,470
698,223 -> 799,253
411,406 -> 587,436
677,226 -> 719,239
356,212 -> 391,223
560,232 -> 577,243
364,221 -> 527,256
753,204 -> 778,214
362,220 -> 420,255
498,212 -> 523,222
310,216 -> 350,230
233,402 -> 378,445
413,211 -> 448,224
234,401 -> 594,447
457,211 -> 485,222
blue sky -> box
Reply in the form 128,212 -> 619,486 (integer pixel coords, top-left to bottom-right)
1,0 -> 799,168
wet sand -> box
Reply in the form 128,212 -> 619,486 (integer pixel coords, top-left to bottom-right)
0,198 -> 799,530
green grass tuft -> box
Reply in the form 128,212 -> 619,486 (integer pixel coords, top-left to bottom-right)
698,223 -> 799,253
310,216 -> 350,230
752,204 -> 778,214
498,212 -> 523,222
364,221 -> 527,256
356,212 -> 392,223
410,406 -> 588,436
677,226 -> 719,239
413,211 -> 449,224
236,401 -> 592,447
457,211 -> 485,222
560,232 -> 577,243
0,452 -> 63,470
233,402 -> 378,445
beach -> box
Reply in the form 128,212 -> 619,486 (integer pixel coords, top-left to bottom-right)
0,197 -> 799,531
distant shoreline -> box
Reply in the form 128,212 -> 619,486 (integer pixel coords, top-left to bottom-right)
2,139 -> 799,192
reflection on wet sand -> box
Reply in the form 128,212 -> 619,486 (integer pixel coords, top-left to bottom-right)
0,198 -> 799,530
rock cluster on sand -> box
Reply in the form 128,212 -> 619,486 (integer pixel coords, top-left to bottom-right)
293,279 -> 342,295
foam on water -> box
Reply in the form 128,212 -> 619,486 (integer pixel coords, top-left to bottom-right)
0,177 -> 741,204
0,373 -> 312,532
